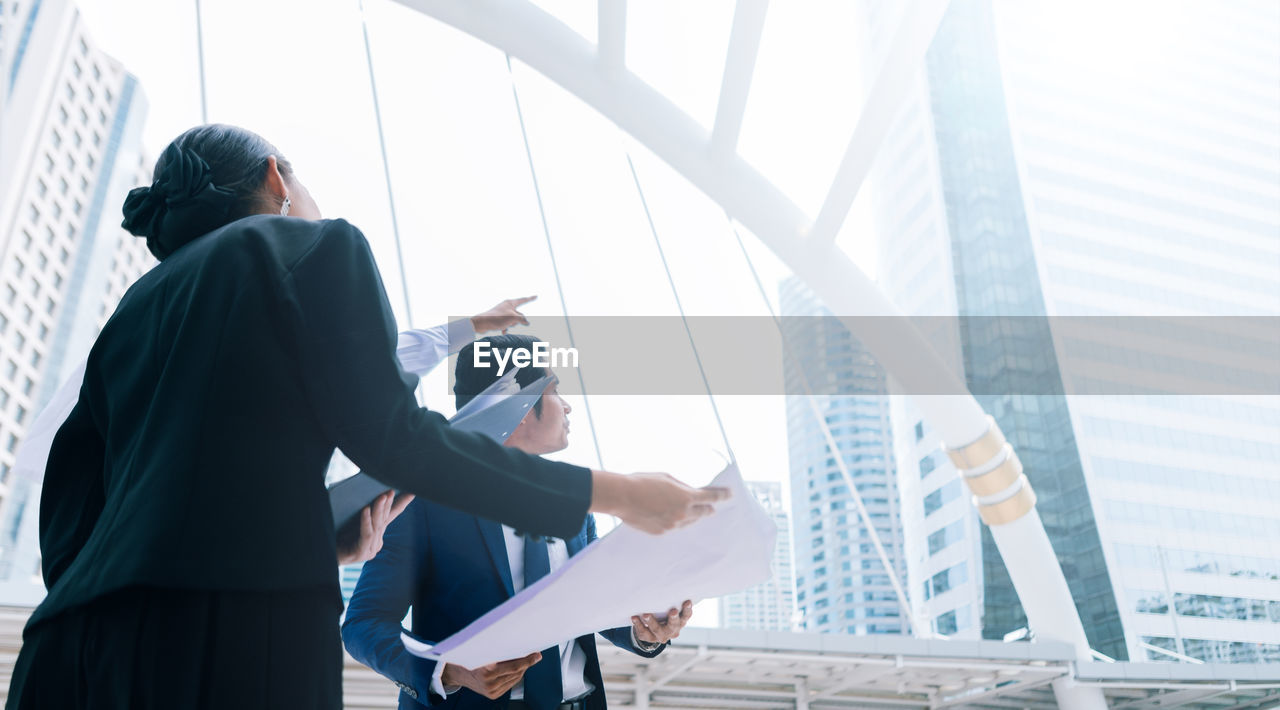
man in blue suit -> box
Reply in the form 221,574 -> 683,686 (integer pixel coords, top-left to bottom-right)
344,334 -> 694,709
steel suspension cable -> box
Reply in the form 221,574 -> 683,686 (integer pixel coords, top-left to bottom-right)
504,55 -> 606,472
194,0 -> 208,123
358,0 -> 416,330
623,154 -> 736,465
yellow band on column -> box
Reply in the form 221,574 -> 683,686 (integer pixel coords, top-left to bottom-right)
946,415 -> 1006,470
962,447 -> 1022,497
978,478 -> 1037,526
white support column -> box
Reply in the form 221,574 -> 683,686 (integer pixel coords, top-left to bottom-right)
806,0 -> 953,251
633,666 -> 650,710
945,420 -> 1108,710
795,676 -> 810,710
597,0 -> 625,76
810,658 -> 902,701
710,0 -> 770,159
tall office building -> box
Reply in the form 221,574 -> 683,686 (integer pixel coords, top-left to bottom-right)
780,277 -> 909,635
865,0 -> 1280,661
0,0 -> 153,604
718,481 -> 796,631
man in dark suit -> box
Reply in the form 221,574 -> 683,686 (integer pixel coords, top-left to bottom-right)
344,335 -> 695,709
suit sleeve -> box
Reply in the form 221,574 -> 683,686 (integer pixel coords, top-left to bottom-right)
396,320 -> 474,377
283,219 -> 590,539
599,625 -> 665,659
38,396 -> 106,591
342,504 -> 444,705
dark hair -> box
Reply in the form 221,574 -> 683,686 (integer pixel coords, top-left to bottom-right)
121,124 -> 293,260
455,334 -> 548,417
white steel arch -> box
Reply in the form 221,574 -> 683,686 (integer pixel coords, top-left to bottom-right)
385,1 -> 1108,707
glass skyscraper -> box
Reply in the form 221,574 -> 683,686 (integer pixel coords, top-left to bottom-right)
866,0 -> 1279,662
0,0 -> 153,605
780,277 -> 908,635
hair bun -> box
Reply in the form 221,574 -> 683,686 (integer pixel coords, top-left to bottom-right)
120,184 -> 165,239
155,143 -> 216,201
121,143 -> 236,259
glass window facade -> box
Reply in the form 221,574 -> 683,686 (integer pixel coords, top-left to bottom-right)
1132,590 -> 1280,624
1144,636 -> 1280,664
922,479 -> 961,518
927,519 -> 965,556
934,604 -> 972,635
924,561 -> 968,601
924,0 -> 1124,658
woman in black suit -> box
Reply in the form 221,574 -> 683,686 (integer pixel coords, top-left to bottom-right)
7,124 -> 725,710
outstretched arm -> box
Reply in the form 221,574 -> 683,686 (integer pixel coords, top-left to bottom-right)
289,221 -> 727,539
395,296 -> 536,377
288,220 -> 591,539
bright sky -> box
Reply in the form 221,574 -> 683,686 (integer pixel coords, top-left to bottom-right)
70,0 -> 897,626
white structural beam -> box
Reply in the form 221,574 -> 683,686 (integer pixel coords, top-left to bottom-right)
597,0 -> 625,75
809,661 -> 902,700
710,0 -> 770,159
650,645 -> 708,690
392,0 -> 808,275
390,0 -> 985,442
806,0 -> 952,251
933,673 -> 1061,708
386,3 -> 1105,708
1111,686 -> 1233,709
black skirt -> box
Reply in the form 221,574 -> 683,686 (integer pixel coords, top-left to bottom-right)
7,586 -> 342,710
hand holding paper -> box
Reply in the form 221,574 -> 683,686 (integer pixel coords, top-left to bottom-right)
439,651 -> 543,700
632,600 -> 694,645
336,490 -> 414,565
590,471 -> 731,534
401,463 -> 773,668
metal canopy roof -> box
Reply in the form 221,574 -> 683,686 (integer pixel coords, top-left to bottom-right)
594,628 -> 1280,709
2,607 -> 1277,708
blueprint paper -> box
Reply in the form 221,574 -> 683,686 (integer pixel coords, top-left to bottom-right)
449,373 -> 555,442
451,369 -> 520,421
401,463 -> 775,667
11,361 -> 85,487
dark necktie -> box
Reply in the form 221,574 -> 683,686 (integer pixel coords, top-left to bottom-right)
521,537 -> 561,710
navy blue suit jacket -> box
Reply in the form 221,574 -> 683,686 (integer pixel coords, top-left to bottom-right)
343,499 -> 664,709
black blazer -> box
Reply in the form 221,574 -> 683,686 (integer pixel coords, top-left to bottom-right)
31,215 -> 591,629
